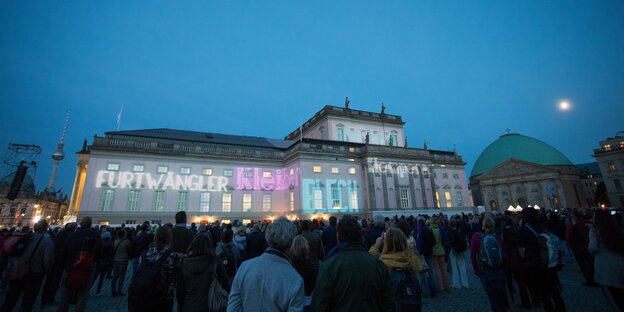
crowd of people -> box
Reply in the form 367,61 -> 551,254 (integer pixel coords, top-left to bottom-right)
0,207 -> 622,312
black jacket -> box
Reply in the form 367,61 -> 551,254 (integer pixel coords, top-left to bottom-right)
61,226 -> 101,270
171,225 -> 194,254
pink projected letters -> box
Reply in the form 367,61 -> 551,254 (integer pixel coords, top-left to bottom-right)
235,167 -> 300,191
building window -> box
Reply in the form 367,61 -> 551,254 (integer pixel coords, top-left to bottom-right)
177,191 -> 188,211
331,167 -> 339,174
337,127 -> 345,141
349,185 -> 358,210
442,173 -> 448,179
423,171 -> 429,178
99,188 -> 115,211
348,167 -> 356,174
243,170 -> 253,178
615,179 -> 622,191
331,185 -> 341,209
153,190 -> 166,212
133,165 -> 145,172
180,167 -> 191,175
348,158 -> 355,162
314,189 -> 323,209
243,193 -> 252,212
157,166 -> 168,173
453,173 -> 459,179
200,192 -> 210,212
222,193 -> 232,212
313,166 -> 322,173
608,163 -> 617,172
457,191 -> 463,207
290,191 -> 295,211
445,191 -> 452,208
223,169 -> 233,177
604,144 -> 612,151
389,134 -> 398,146
289,168 -> 295,175
262,194 -> 272,212
400,189 -> 410,208
125,220 -> 136,225
348,147 -> 355,152
202,168 -> 213,176
107,163 -> 120,171
435,192 -> 441,208
620,141 -> 624,149
262,171 -> 272,178
127,190 -> 141,212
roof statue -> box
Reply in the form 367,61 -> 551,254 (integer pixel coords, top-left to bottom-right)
381,102 -> 386,115
365,132 -> 370,145
404,136 -> 408,148
345,97 -> 350,109
424,139 -> 428,150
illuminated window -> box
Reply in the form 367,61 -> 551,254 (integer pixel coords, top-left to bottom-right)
457,191 -> 463,207
445,191 -> 452,208
180,167 -> 191,175
153,190 -> 165,212
331,167 -> 339,174
313,166 -> 322,173
263,171 -> 272,178
243,170 -> 253,178
290,191 -> 295,211
609,163 -> 617,172
243,193 -> 252,212
176,191 -> 188,211
314,189 -> 323,209
133,165 -> 144,172
99,188 -> 115,211
222,193 -> 232,212
348,167 -> 356,174
223,169 -> 233,177
604,144 -> 612,151
442,173 -> 448,179
289,168 -> 295,175
202,168 -> 213,176
620,141 -> 624,149
348,158 -> 355,162
337,128 -> 345,141
400,189 -> 410,208
127,190 -> 141,211
331,185 -> 341,209
200,192 -> 210,212
157,166 -> 168,173
107,163 -> 119,171
348,147 -> 355,152
349,185 -> 358,210
262,194 -> 272,212
435,192 -> 441,208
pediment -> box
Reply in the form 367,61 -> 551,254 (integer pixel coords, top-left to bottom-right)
477,158 -> 558,181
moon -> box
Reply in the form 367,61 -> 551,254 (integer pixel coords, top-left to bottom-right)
558,100 -> 571,111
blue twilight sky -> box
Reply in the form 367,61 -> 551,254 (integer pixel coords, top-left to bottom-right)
1,1 -> 623,196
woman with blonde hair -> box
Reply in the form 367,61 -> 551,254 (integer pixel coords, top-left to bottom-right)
289,235 -> 317,310
369,227 -> 422,312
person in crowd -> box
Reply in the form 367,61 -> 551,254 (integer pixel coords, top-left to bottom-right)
1,220 -> 54,312
233,226 -> 247,252
216,229 -> 245,284
569,210 -> 598,287
430,216 -> 450,292
365,214 -> 386,249
518,207 -> 566,312
589,209 -> 624,311
502,214 -> 533,309
227,217 -> 304,311
58,217 -> 101,312
369,227 -> 422,312
128,226 -> 181,312
245,223 -> 266,260
312,216 -> 394,312
289,235 -> 317,311
415,216 -> 437,297
447,217 -> 469,289
131,222 -> 153,276
300,220 -> 324,265
41,222 -> 76,307
111,228 -> 132,296
321,216 -> 338,255
178,235 -> 230,312
470,217 -> 507,312
171,211 -> 194,254
92,230 -> 114,296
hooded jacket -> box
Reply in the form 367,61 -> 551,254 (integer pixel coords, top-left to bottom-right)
368,244 -> 422,272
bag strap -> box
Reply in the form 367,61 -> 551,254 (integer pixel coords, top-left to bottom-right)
525,225 -> 539,238
113,238 -> 125,256
28,235 -> 45,262
212,261 -> 218,279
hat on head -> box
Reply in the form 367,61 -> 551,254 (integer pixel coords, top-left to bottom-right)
101,231 -> 112,239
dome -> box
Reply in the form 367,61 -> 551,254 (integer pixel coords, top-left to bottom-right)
471,133 -> 573,177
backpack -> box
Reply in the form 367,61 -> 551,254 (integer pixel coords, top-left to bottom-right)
526,225 -> 562,270
450,228 -> 468,252
219,244 -> 238,276
390,268 -> 421,310
478,234 -> 503,270
66,237 -> 98,289
129,249 -> 172,299
0,232 -> 32,257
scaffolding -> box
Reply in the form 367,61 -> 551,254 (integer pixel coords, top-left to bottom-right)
2,143 -> 42,181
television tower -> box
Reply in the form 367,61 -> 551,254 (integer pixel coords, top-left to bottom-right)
48,112 -> 70,190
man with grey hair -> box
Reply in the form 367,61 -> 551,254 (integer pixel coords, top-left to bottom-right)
227,217 -> 304,312
365,214 -> 386,249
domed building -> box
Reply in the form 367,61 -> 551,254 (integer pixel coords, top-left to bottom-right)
469,133 -> 587,212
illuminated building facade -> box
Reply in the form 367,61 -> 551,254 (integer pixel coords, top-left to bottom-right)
593,133 -> 624,208
72,105 -> 471,225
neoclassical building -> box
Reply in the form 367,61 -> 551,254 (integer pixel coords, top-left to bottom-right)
593,132 -> 624,208
470,133 -> 588,212
70,104 -> 472,225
